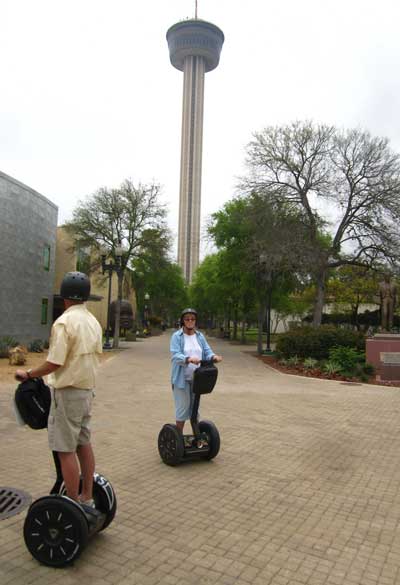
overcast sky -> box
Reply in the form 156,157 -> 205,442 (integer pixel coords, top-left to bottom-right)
2,0 -> 399,257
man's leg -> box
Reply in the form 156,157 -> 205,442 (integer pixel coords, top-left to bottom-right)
57,451 -> 80,501
77,443 -> 95,502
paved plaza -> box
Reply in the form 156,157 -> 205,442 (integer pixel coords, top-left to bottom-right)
2,332 -> 400,585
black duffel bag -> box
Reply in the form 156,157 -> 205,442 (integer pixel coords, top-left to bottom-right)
14,377 -> 51,430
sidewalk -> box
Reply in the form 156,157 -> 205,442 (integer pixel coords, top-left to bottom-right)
2,332 -> 400,584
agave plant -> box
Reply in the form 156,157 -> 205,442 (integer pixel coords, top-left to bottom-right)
303,357 -> 318,369
323,361 -> 342,375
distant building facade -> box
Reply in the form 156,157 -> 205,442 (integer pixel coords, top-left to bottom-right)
54,227 -> 137,330
0,171 -> 58,344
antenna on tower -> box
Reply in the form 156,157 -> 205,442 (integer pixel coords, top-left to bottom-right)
195,0 -> 198,19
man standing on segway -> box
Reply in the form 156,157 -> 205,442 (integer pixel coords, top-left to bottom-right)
170,308 -> 222,435
16,271 -> 102,508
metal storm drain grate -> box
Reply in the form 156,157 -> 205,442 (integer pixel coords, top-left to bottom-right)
0,487 -> 31,520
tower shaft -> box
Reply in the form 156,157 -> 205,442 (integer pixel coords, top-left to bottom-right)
167,19 -> 224,283
178,56 -> 205,282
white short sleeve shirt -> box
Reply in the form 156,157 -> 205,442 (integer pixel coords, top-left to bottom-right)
183,333 -> 202,381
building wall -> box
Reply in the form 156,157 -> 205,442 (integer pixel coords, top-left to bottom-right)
55,228 -> 137,330
0,171 -> 58,344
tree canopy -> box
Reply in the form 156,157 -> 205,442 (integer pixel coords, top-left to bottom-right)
243,121 -> 400,325
64,179 -> 169,346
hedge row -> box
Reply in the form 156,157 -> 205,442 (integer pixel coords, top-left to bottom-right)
276,325 -> 365,360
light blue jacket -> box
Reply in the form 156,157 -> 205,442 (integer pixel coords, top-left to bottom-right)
170,328 -> 215,390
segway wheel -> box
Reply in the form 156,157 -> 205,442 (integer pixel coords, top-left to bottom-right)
199,420 -> 220,460
23,496 -> 88,567
158,424 -> 184,466
92,473 -> 117,530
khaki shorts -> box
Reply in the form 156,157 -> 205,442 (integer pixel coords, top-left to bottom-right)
48,388 -> 94,452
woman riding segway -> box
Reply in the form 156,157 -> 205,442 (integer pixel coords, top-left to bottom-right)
158,308 -> 222,465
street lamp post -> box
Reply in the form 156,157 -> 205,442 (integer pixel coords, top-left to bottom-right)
144,292 -> 150,330
227,296 -> 232,338
265,271 -> 272,354
100,247 -> 123,350
259,253 -> 273,355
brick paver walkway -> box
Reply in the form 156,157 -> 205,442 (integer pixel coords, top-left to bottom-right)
2,332 -> 400,585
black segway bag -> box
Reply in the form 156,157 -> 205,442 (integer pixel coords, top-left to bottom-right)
14,377 -> 51,429
192,361 -> 218,395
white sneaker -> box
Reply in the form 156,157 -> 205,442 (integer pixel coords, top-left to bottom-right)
80,498 -> 95,508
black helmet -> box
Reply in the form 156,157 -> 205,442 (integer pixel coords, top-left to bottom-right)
60,271 -> 90,301
180,308 -> 198,326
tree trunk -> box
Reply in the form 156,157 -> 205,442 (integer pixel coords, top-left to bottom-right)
233,308 -> 238,341
352,298 -> 360,330
112,273 -> 123,349
312,270 -> 326,327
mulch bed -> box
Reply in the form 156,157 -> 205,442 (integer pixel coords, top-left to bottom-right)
255,353 -> 400,388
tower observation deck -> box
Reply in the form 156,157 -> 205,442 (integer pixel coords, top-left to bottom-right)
167,19 -> 224,282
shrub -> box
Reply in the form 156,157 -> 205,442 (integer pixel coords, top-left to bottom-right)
327,347 -> 375,380
286,355 -> 300,366
0,336 -> 19,358
323,361 -> 342,375
363,363 -> 375,376
354,362 -> 375,382
29,339 -> 44,353
303,357 -> 318,369
0,343 -> 9,358
275,325 -> 365,360
328,346 -> 363,372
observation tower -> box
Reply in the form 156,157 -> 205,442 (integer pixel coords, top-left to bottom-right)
167,15 -> 224,282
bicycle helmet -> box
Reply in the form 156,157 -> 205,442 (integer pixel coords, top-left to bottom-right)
180,308 -> 198,326
60,271 -> 91,301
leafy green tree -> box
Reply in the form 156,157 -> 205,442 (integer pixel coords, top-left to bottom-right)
207,193 -> 313,350
65,179 -> 168,347
131,234 -> 188,327
327,266 -> 380,328
189,253 -> 230,327
244,121 -> 400,325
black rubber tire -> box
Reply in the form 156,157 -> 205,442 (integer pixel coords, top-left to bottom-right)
23,496 -> 89,567
199,420 -> 220,460
158,424 -> 184,466
92,475 -> 117,530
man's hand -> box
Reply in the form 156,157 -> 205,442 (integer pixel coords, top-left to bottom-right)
15,361 -> 60,382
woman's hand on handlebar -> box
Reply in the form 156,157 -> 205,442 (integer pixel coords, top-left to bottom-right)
187,356 -> 201,365
213,355 -> 222,363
